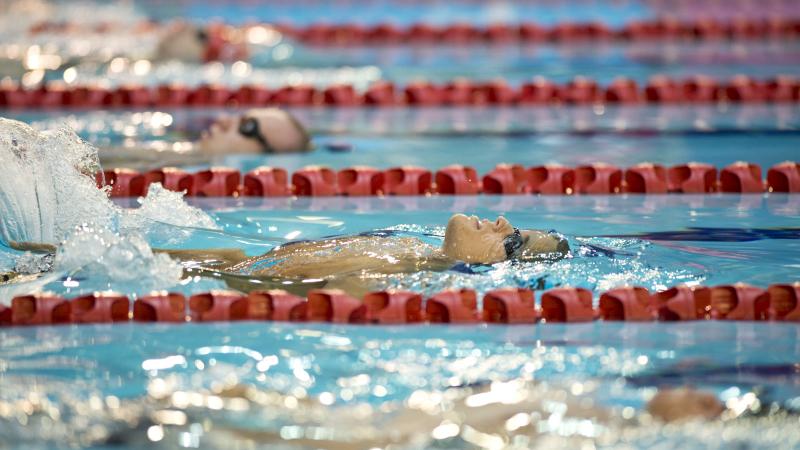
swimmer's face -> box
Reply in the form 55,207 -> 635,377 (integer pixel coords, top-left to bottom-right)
156,23 -> 206,63
197,108 -> 310,155
441,214 -> 568,264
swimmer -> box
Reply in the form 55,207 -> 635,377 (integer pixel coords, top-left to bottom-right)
97,107 -> 313,170
85,381 -> 725,449
163,213 -> 570,297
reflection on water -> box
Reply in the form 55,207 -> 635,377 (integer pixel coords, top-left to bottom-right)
1,322 -> 799,449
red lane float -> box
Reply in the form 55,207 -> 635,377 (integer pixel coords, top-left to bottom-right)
97,162 -> 797,197
483,288 -> 538,324
193,167 -> 241,197
624,163 -> 668,194
765,76 -> 798,102
306,289 -> 368,323
528,165 -> 575,195
324,84 -> 360,106
644,76 -> 682,103
540,287 -> 595,322
271,85 -> 317,106
426,289 -> 479,323
133,292 -> 186,322
155,85 -> 191,107
725,76 -> 765,103
683,75 -> 719,102
189,85 -> 233,106
404,82 -> 442,106
189,291 -> 248,322
11,76 -> 800,109
70,292 -> 130,323
652,285 -> 711,320
243,167 -> 290,196
383,166 -> 432,195
599,287 -> 655,321
482,164 -> 529,195
363,290 -> 424,324
719,162 -> 764,193
519,77 -> 559,103
0,304 -> 10,325
247,290 -> 308,321
559,76 -> 601,104
435,165 -> 481,195
145,167 -> 195,195
338,166 -> 383,196
232,85 -> 272,106
292,166 -> 338,196
767,283 -> 800,321
667,163 -> 717,193
710,284 -> 770,320
28,19 -> 800,45
605,78 -> 640,103
574,164 -> 623,194
99,168 -> 147,198
6,282 -> 800,327
364,81 -> 397,106
109,85 -> 152,108
767,161 -> 800,193
10,293 -> 71,326
67,86 -> 110,108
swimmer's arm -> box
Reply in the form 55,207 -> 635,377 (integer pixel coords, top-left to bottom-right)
7,241 -> 57,254
154,248 -> 249,268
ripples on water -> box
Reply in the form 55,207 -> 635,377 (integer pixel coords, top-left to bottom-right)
1,322 -> 799,449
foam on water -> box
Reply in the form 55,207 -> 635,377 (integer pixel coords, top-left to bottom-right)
0,118 -> 218,301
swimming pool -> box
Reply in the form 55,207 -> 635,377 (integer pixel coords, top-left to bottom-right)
1,0 -> 800,448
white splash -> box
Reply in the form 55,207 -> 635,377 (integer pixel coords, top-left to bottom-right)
0,117 -> 218,301
128,183 -> 219,231
55,225 -> 183,293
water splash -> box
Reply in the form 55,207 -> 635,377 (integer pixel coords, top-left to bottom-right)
0,118 -> 218,301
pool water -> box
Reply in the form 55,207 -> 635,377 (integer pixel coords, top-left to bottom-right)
15,105 -> 800,173
1,321 -> 800,449
2,1 -> 800,448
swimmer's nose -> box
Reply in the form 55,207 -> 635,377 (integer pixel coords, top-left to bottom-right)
493,216 -> 511,232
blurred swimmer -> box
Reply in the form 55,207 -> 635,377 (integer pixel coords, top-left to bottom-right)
84,381 -> 726,449
98,107 -> 313,170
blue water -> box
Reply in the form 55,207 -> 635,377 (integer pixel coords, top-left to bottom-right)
2,2 -> 800,448
281,42 -> 800,85
9,105 -> 799,174
1,320 -> 799,448
133,0 -> 654,26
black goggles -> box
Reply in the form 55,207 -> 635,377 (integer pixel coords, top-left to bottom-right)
238,116 -> 274,154
503,228 -> 524,259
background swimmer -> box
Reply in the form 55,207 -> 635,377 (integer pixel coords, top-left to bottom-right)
163,213 -> 570,296
98,107 -> 313,170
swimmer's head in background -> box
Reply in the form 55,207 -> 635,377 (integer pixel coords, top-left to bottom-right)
442,214 -> 569,264
198,108 -> 313,155
155,22 -> 248,63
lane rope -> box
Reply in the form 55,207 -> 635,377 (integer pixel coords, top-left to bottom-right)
2,76 -> 798,109
97,161 -> 800,197
28,18 -> 800,46
2,283 -> 798,326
